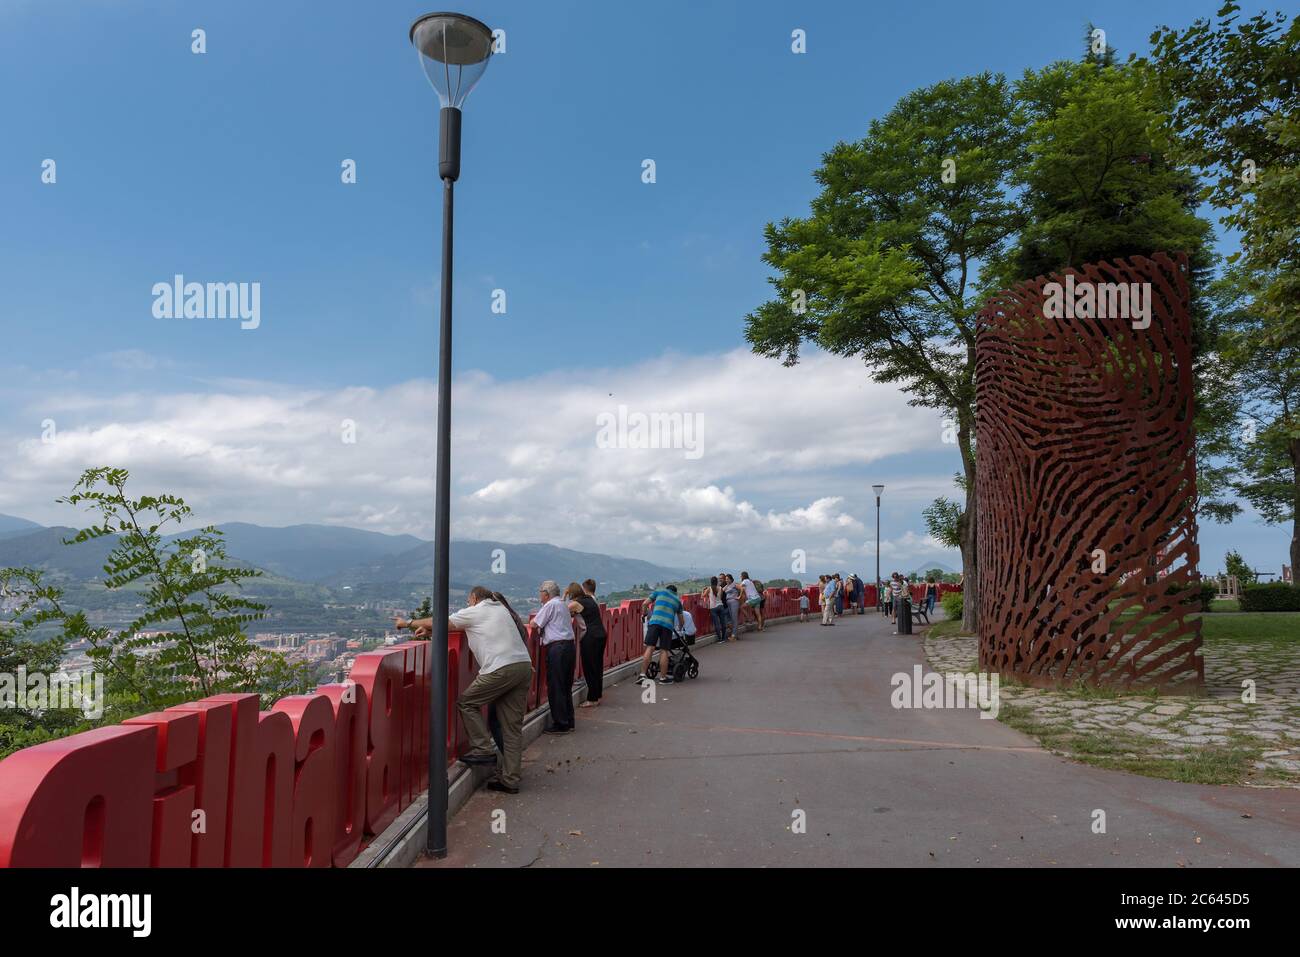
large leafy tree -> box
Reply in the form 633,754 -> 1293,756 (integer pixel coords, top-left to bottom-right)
989,59 -> 1214,287
1150,3 -> 1300,575
1215,269 -> 1300,575
746,73 -> 1024,631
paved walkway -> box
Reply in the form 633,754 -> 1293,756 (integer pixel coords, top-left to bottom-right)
419,614 -> 1299,867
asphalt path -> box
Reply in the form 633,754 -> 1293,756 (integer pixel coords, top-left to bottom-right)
419,613 -> 1298,867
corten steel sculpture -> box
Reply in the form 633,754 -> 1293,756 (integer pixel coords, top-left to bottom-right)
975,252 -> 1204,691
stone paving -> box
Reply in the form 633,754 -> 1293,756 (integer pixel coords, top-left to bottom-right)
923,630 -> 1300,786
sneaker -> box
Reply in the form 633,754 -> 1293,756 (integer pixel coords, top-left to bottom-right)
544,725 -> 575,734
657,675 -> 674,684
460,752 -> 498,766
486,780 -> 519,794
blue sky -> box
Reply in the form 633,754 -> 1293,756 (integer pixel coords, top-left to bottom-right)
0,0 -> 1293,578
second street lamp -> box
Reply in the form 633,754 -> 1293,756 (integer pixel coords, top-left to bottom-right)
410,10 -> 494,860
872,484 -> 884,615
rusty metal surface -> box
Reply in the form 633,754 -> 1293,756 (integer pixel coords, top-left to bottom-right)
975,253 -> 1204,691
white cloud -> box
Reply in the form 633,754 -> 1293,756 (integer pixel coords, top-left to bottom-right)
0,348 -> 964,573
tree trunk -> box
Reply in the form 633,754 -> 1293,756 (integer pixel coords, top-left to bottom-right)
958,417 -> 979,634
1291,438 -> 1300,582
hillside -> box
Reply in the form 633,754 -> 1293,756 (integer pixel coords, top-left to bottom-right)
0,513 -> 43,541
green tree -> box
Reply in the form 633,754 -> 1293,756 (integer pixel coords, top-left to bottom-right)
922,475 -> 964,550
1224,548 -> 1257,585
746,73 -> 1025,631
1150,4 -> 1300,569
1149,3 -> 1299,251
1215,270 -> 1300,573
990,59 -> 1214,288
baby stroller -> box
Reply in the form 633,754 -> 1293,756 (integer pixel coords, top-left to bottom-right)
645,622 -> 701,682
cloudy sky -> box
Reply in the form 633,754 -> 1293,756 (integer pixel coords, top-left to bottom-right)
1,0 -> 1289,579
1,346 -> 967,578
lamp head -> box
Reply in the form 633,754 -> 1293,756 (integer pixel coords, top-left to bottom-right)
410,12 -> 493,109
872,484 -> 885,497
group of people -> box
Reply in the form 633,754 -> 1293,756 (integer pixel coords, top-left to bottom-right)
879,573 -> 941,633
397,570 -> 950,794
393,571 -> 771,794
394,578 -> 609,795
700,571 -> 766,643
812,572 -> 867,625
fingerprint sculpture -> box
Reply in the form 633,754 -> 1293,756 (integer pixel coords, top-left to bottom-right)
975,252 -> 1203,691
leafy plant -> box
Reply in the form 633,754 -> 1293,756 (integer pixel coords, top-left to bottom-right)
0,568 -> 90,757
0,468 -> 309,717
940,589 -> 965,624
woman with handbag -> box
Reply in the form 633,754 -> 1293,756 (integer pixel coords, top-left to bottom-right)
567,581 -> 607,707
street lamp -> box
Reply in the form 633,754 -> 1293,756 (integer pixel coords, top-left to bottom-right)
872,485 -> 884,614
410,10 -> 494,860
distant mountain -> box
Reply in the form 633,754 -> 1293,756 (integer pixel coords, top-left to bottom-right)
0,513 -> 44,541
0,526 -> 114,579
909,560 -> 958,574
327,539 -> 689,599
0,519 -> 688,602
208,522 -> 424,583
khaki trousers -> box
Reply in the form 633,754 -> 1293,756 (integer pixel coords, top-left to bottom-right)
458,660 -> 534,789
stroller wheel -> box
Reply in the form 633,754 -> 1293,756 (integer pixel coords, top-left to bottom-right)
646,661 -> 659,678
687,661 -> 699,679
673,661 -> 687,683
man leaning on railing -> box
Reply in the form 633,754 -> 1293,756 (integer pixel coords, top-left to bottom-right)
396,586 -> 534,794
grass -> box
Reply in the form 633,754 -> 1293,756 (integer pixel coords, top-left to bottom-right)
1201,611 -> 1300,647
995,702 -> 1290,786
1210,599 -> 1240,612
925,619 -> 967,640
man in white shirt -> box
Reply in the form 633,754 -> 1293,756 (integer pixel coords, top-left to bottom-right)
396,585 -> 534,793
532,580 -> 577,734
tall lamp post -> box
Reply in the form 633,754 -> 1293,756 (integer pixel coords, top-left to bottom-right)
410,11 -> 494,859
872,484 -> 884,613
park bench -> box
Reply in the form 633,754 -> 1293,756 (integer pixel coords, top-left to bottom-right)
910,596 -> 931,625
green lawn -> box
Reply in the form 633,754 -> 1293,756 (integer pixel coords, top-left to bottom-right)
924,619 -> 966,640
1201,611 -> 1300,647
926,611 -> 1298,645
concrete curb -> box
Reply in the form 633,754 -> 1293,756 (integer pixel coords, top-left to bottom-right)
353,613 -> 806,868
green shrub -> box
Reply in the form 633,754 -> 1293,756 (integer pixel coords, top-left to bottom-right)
1238,583 -> 1300,612
940,589 -> 964,622
1199,581 -> 1217,610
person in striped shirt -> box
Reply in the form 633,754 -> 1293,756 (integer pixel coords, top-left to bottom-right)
638,584 -> 683,684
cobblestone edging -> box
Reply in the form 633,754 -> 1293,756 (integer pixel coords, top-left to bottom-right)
922,631 -> 1300,786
